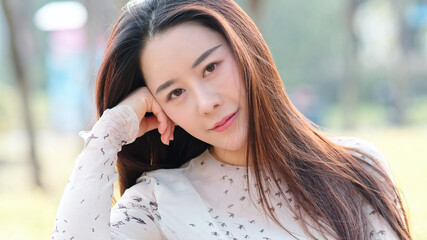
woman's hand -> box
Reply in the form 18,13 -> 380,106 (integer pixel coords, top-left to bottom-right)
117,86 -> 175,145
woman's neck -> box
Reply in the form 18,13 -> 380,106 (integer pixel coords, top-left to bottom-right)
208,146 -> 249,167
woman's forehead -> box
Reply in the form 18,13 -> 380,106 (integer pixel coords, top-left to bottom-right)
143,22 -> 226,61
140,22 -> 228,85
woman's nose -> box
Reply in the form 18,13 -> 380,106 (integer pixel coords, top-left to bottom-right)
195,83 -> 222,115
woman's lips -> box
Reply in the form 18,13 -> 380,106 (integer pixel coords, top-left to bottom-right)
211,110 -> 238,132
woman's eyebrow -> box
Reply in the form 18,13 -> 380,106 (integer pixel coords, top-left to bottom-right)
155,79 -> 176,95
155,44 -> 222,95
191,44 -> 222,68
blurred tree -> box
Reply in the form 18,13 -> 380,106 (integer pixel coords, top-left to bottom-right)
341,0 -> 364,129
83,0 -> 123,62
343,0 -> 411,128
226,0 -> 427,127
0,0 -> 42,188
82,0 -> 128,88
390,0 -> 410,125
249,0 -> 261,23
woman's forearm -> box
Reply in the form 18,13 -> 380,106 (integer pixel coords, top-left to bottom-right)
52,105 -> 139,240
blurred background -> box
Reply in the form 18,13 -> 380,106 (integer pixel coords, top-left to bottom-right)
0,0 -> 425,239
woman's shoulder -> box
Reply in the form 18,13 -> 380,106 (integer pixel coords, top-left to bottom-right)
118,168 -> 186,209
330,136 -> 383,157
329,136 -> 394,182
126,151 -> 208,199
129,167 -> 189,193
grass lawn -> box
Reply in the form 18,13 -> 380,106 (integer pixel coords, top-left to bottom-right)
0,126 -> 425,239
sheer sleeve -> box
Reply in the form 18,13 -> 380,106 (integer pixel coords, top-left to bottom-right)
52,105 -> 163,239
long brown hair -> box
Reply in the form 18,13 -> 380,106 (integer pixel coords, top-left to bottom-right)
94,0 -> 411,239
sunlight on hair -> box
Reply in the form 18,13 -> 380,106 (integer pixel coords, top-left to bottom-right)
122,0 -> 146,12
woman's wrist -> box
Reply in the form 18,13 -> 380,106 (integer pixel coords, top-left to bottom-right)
89,105 -> 140,148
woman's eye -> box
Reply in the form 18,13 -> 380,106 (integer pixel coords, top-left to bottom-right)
203,63 -> 217,76
167,89 -> 184,100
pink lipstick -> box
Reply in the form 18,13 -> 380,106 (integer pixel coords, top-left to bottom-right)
211,110 -> 238,132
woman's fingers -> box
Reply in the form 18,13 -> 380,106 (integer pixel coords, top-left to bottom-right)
170,121 -> 175,141
162,118 -> 174,144
161,118 -> 173,145
156,111 -> 168,136
118,86 -> 175,145
149,97 -> 174,145
139,114 -> 174,146
138,115 -> 159,137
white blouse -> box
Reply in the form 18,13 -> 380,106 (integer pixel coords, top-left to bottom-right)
52,104 -> 400,240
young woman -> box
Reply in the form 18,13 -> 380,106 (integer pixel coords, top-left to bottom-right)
52,0 -> 411,239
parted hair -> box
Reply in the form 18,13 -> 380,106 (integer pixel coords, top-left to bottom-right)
94,0 -> 411,239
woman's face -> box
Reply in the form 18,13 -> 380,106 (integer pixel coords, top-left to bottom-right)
140,22 -> 248,154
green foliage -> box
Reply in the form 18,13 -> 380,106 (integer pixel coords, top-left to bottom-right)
0,82 -> 21,131
0,82 -> 50,132
323,98 -> 427,129
407,96 -> 427,125
238,0 -> 345,88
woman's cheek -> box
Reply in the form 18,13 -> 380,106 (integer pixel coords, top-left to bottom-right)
164,108 -> 183,127
161,106 -> 174,122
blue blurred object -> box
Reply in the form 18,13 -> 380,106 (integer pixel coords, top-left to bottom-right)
34,1 -> 91,132
406,3 -> 427,29
46,29 -> 91,132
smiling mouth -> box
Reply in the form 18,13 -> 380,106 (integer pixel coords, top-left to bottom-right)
211,110 -> 238,132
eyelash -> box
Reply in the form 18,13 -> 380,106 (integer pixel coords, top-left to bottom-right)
166,62 -> 218,101
167,89 -> 184,101
203,62 -> 217,76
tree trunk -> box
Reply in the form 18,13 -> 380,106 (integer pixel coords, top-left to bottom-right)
389,0 -> 409,126
249,0 -> 262,24
1,0 -> 42,189
340,0 -> 361,129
